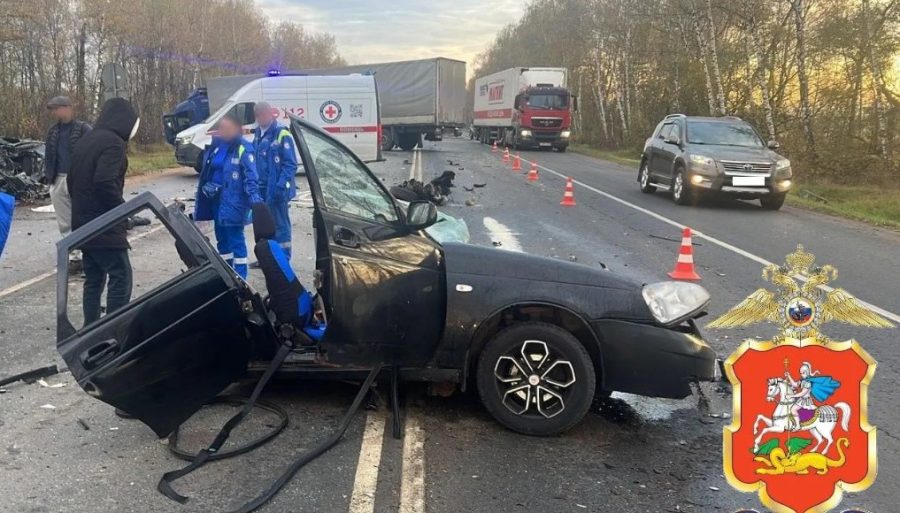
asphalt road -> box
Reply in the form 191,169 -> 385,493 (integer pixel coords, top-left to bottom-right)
1,137 -> 898,513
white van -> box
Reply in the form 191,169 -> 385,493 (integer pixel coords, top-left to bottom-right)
174,74 -> 381,170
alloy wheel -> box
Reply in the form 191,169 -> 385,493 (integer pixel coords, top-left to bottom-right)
493,339 -> 577,419
673,172 -> 683,201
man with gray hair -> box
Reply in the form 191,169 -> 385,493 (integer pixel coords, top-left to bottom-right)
45,96 -> 91,271
252,102 -> 298,259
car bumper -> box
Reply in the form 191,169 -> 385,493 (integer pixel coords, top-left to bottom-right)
519,130 -> 569,148
175,142 -> 202,168
688,170 -> 792,197
592,319 -> 719,399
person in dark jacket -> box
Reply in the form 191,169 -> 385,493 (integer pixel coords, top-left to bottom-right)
45,96 -> 91,269
68,97 -> 140,324
194,114 -> 263,279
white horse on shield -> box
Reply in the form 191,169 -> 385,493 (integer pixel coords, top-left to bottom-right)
753,377 -> 851,456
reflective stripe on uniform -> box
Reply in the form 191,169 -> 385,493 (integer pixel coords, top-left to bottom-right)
276,129 -> 292,143
220,252 -> 234,260
233,257 -> 248,264
279,241 -> 291,248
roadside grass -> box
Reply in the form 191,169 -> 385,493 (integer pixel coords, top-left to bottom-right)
786,183 -> 900,230
570,143 -> 641,167
127,144 -> 180,176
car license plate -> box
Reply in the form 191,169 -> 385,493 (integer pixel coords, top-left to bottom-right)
539,142 -> 551,147
733,176 -> 765,186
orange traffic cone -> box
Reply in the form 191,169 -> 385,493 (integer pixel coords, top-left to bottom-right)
667,227 -> 701,281
560,177 -> 576,206
511,154 -> 522,171
502,148 -> 510,163
527,161 -> 539,181
492,141 -> 498,152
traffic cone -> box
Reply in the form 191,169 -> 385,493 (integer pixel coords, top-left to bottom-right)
511,154 -> 522,171
527,161 -> 539,181
667,227 -> 702,281
492,141 -> 498,152
502,148 -> 510,163
560,177 -> 576,206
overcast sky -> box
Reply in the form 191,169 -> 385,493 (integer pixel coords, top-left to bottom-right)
258,0 -> 526,68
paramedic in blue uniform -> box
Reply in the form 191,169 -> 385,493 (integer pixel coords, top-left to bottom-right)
252,102 -> 298,259
195,114 -> 263,279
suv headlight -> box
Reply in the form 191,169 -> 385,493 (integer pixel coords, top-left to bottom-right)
561,130 -> 571,138
642,281 -> 711,326
775,158 -> 790,171
689,154 -> 714,166
520,129 -> 532,137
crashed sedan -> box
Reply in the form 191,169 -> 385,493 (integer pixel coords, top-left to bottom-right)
55,116 -> 718,439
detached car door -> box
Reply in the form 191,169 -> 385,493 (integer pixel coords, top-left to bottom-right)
55,193 -> 253,437
289,117 -> 445,367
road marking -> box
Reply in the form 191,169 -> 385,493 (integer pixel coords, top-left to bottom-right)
483,217 -> 523,252
348,411 -> 386,513
399,414 -> 426,513
409,148 -> 423,181
527,157 -> 900,325
0,225 -> 164,300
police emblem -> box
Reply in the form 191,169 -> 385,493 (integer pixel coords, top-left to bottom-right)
710,245 -> 892,513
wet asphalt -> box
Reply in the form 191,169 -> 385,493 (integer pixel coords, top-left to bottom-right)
1,137 -> 898,513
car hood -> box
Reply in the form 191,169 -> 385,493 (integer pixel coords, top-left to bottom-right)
440,242 -> 654,322
692,145 -> 781,162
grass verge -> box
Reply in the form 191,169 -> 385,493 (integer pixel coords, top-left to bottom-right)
570,143 -> 641,167
786,183 -> 900,230
127,144 -> 180,176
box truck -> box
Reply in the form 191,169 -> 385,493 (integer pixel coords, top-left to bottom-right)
162,88 -> 209,145
172,74 -> 380,171
472,67 -> 575,152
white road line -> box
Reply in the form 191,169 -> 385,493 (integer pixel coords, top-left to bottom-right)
530,159 -> 900,325
409,149 -> 421,181
483,217 -> 523,252
0,224 -> 164,300
399,414 -> 426,513
348,411 -> 387,513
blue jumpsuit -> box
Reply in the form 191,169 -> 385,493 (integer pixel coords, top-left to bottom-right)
254,123 -> 298,259
195,138 -> 263,279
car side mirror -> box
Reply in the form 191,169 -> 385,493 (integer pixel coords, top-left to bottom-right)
405,201 -> 438,231
767,140 -> 780,150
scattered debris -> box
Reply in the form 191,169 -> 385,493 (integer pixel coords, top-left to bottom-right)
799,188 -> 829,203
473,183 -> 486,188
463,186 -> 474,192
0,137 -> 48,202
0,364 -> 59,388
77,418 -> 91,431
465,198 -> 476,207
39,403 -> 57,410
31,204 -> 55,213
37,378 -> 66,388
389,171 -> 456,205
109,426 -> 119,431
708,486 -> 720,491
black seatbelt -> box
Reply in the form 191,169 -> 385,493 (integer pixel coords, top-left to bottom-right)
157,340 -> 294,503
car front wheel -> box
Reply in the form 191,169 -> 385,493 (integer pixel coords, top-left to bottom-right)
477,322 -> 596,436
639,161 -> 655,193
760,193 -> 786,210
672,168 -> 692,205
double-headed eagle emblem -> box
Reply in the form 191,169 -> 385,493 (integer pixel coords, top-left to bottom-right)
708,245 -> 893,342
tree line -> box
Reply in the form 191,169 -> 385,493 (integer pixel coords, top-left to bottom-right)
473,0 -> 900,183
0,0 -> 343,145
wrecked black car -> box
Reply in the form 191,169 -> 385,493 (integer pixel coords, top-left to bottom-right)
0,137 -> 48,201
55,116 -> 719,438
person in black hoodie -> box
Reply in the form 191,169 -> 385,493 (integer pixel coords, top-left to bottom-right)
68,97 -> 140,324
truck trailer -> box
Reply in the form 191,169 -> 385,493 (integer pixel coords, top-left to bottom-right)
472,67 -> 575,152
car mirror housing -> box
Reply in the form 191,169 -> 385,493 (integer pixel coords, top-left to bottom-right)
406,201 -> 438,231
767,140 -> 781,150
665,135 -> 681,146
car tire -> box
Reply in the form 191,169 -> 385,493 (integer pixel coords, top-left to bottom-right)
477,322 -> 596,436
672,167 -> 692,205
381,129 -> 395,152
398,133 -> 419,151
638,160 -> 655,193
760,193 -> 786,210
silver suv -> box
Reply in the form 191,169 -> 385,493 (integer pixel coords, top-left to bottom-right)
637,114 -> 792,210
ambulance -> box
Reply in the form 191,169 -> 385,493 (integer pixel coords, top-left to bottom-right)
173,74 -> 381,170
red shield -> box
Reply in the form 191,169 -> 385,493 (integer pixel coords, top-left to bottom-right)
724,339 -> 876,513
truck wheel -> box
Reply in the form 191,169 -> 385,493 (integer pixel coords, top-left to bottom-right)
477,322 -> 596,436
398,133 -> 419,151
555,145 -> 567,153
381,129 -> 395,151
760,193 -> 786,210
638,160 -> 656,193
672,167 -> 692,206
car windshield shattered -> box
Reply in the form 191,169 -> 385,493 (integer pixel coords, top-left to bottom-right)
686,121 -> 763,147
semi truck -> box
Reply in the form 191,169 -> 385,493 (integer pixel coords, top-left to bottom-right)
161,88 -> 209,145
472,67 -> 575,152
166,57 -> 466,153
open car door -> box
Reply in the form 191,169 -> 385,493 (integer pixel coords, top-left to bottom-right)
289,116 -> 445,367
55,193 -> 254,437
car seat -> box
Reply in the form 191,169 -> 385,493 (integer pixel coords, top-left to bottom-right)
251,203 -> 326,343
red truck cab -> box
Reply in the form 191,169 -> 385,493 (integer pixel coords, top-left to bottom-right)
513,86 -> 573,151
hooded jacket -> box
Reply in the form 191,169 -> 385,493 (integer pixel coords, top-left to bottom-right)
68,98 -> 139,250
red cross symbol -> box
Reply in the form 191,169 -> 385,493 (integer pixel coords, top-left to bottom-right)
324,104 -> 338,119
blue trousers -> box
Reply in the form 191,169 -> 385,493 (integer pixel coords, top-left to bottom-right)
268,198 -> 292,259
214,222 -> 248,279
83,249 -> 132,325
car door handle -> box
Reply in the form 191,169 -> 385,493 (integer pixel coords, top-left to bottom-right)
332,225 -> 361,248
80,339 -> 120,370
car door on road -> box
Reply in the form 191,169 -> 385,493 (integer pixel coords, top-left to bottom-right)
290,117 -> 445,367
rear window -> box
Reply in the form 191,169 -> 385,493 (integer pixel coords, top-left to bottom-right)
686,121 -> 763,147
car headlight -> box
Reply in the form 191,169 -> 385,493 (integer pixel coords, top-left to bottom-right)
689,154 -> 714,166
520,129 -> 532,137
775,158 -> 790,171
177,135 -> 193,145
561,130 -> 571,138
642,281 -> 711,326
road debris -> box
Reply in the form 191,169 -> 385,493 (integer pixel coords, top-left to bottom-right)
0,364 -> 59,388
39,404 -> 56,410
77,418 -> 91,431
0,137 -> 48,201
37,378 -> 66,388
390,171 -> 456,205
